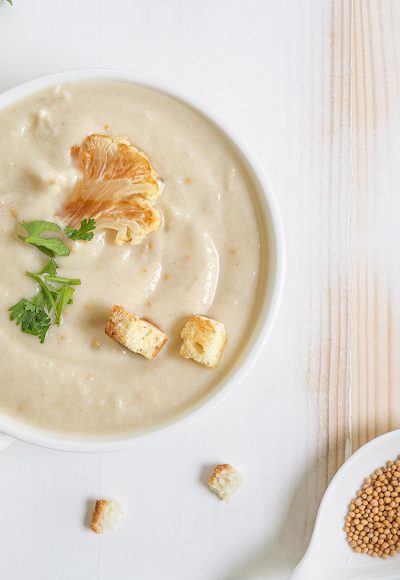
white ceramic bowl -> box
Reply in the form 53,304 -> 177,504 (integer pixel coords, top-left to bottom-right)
0,69 -> 285,452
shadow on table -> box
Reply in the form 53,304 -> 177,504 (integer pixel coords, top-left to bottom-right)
220,439 -> 346,580
83,499 -> 97,531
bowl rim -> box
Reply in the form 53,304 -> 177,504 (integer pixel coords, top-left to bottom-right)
0,68 -> 286,452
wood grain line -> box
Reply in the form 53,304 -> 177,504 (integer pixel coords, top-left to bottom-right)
376,0 -> 390,121
389,0 -> 400,107
387,290 -> 393,431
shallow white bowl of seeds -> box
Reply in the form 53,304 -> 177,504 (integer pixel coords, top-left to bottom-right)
291,429 -> 400,580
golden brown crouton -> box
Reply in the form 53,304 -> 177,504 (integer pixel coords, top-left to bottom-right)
105,305 -> 167,359
180,315 -> 226,368
208,464 -> 244,501
91,499 -> 124,534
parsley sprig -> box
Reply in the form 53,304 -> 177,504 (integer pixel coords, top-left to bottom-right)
9,299 -> 51,344
9,259 -> 81,343
19,221 -> 70,257
18,218 -> 97,256
64,218 -> 96,241
9,217 -> 95,343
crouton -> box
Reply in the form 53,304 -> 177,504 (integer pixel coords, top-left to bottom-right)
180,315 -> 226,368
105,305 -> 167,359
91,499 -> 124,534
208,464 -> 244,501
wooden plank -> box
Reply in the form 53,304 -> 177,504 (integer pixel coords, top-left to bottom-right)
307,0 -> 400,501
351,0 -> 400,451
305,0 -> 352,506
304,0 -> 400,532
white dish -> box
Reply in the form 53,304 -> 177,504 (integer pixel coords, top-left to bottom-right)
291,429 -> 400,580
0,69 -> 285,452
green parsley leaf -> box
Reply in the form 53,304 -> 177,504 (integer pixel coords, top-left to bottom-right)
44,275 -> 81,286
64,218 -> 96,241
9,299 -> 51,343
31,236 -> 70,257
19,220 -> 70,257
31,290 -> 47,309
55,286 -> 75,325
26,272 -> 57,311
21,221 -> 60,237
38,259 -> 58,276
24,262 -> 81,331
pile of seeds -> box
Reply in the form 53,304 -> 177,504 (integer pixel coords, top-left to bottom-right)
345,458 -> 400,558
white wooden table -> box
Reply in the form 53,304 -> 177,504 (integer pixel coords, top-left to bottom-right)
1,1 -> 399,578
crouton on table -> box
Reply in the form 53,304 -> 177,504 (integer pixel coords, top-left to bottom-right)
91,499 -> 124,534
208,464 -> 244,501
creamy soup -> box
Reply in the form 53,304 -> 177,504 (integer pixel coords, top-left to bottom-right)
0,81 -> 262,436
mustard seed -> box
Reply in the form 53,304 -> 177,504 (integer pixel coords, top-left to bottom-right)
345,456 -> 400,559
